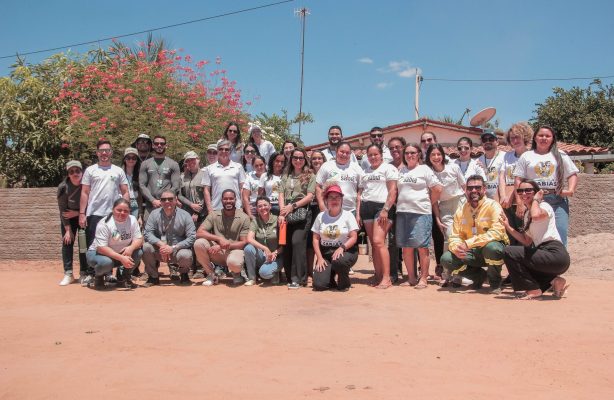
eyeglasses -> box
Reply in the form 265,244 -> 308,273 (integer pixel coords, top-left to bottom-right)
227,129 -> 238,133
404,151 -> 418,155
97,148 -> 112,153
467,185 -> 483,192
516,188 -> 535,194
153,142 -> 166,146
160,197 -> 175,202
68,169 -> 82,175
125,156 -> 138,161
207,150 -> 218,155
292,156 -> 305,161
457,146 -> 470,151
482,137 -> 497,143
421,138 -> 434,143
371,134 -> 383,138
245,150 -> 256,154
218,148 -> 230,152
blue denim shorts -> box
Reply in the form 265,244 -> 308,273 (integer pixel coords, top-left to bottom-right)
396,212 -> 432,248
360,201 -> 385,222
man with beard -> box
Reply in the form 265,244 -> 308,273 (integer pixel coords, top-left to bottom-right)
142,191 -> 196,287
360,127 -> 392,170
194,190 -> 251,286
139,135 -> 181,222
132,133 -> 152,162
440,175 -> 508,293
321,125 -> 358,164
477,130 -> 506,200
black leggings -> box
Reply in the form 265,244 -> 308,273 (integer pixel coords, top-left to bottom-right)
313,246 -> 358,291
283,215 -> 311,285
503,240 -> 570,292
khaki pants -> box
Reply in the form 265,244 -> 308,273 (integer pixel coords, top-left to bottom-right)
194,238 -> 245,275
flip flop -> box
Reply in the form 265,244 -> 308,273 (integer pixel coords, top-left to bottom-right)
375,283 -> 392,289
414,280 -> 428,289
515,292 -> 542,301
553,284 -> 570,299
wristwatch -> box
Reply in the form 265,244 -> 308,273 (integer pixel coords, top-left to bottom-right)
382,205 -> 390,212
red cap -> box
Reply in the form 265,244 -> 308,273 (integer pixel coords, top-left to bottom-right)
324,184 -> 343,198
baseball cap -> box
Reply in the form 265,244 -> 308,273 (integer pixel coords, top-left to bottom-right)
124,147 -> 138,157
481,130 -> 497,140
207,144 -> 218,152
324,184 -> 344,198
184,150 -> 199,161
65,160 -> 82,171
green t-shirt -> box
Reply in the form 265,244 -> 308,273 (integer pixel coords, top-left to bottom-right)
201,210 -> 251,241
249,214 -> 279,251
280,173 -> 316,202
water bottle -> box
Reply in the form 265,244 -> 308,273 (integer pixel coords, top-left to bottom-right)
78,229 -> 87,254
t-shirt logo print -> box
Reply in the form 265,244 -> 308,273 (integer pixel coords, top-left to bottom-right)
534,161 -> 554,178
324,224 -> 340,240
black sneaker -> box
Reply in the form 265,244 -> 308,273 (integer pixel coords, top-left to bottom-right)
142,277 -> 160,288
471,269 -> 487,290
179,273 -> 191,285
93,275 -> 106,290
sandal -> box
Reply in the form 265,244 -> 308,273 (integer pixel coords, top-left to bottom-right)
414,280 -> 428,289
375,282 -> 392,289
553,284 -> 570,299
515,292 -> 542,300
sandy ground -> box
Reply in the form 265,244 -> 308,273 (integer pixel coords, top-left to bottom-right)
1,233 -> 613,399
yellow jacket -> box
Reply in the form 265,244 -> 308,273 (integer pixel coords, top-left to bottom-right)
448,197 -> 509,252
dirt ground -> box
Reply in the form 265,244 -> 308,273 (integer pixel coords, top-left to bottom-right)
1,233 -> 613,399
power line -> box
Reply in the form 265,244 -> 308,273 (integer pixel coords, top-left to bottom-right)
0,0 -> 295,60
424,75 -> 614,82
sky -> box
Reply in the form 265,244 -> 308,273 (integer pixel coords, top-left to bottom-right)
2,0 -> 613,146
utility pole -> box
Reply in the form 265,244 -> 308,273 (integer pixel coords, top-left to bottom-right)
414,69 -> 422,120
295,7 -> 309,140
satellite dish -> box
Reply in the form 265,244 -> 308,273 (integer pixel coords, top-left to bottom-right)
470,107 -> 496,127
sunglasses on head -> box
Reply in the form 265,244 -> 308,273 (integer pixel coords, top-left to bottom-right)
516,188 -> 535,194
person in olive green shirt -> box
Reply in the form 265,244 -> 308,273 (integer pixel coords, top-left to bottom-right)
278,148 -> 316,289
244,196 -> 283,285
194,189 -> 250,286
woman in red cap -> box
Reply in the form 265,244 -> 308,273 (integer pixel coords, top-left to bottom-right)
311,184 -> 359,291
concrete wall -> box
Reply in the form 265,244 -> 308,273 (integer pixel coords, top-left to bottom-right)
1,174 -> 612,260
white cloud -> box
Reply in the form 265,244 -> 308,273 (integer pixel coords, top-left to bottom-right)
379,60 -> 422,78
376,82 -> 392,89
357,57 -> 373,64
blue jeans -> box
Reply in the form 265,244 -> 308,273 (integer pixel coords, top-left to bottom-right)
544,194 -> 569,247
244,244 -> 281,280
86,248 -> 143,277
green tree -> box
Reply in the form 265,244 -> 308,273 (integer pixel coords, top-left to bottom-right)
252,110 -> 313,149
533,80 -> 614,148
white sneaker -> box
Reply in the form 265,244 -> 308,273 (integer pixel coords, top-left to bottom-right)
348,268 -> 355,275
244,279 -> 256,286
59,274 -> 75,286
202,275 -> 218,286
79,275 -> 93,286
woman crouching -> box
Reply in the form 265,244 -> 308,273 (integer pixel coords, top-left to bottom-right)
86,198 -> 144,290
501,179 -> 570,300
311,184 -> 359,291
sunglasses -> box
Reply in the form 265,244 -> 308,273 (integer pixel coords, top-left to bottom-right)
516,188 -> 535,194
244,150 -> 256,154
125,156 -> 138,161
97,148 -> 112,153
207,150 -> 218,155
160,197 -> 175,202
218,148 -> 230,152
467,185 -> 483,192
421,138 -> 434,143
153,142 -> 166,146
292,156 -> 305,161
457,146 -> 470,151
371,134 -> 383,138
68,168 -> 82,175
482,137 -> 497,142
227,129 -> 238,133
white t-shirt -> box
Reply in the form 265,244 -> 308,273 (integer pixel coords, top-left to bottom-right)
432,163 -> 465,201
311,209 -> 359,248
89,214 -> 142,253
243,171 -> 264,205
454,158 -> 486,182
513,150 -> 579,190
201,161 -> 246,210
321,147 -> 359,164
499,151 -> 523,186
255,140 -> 276,163
397,165 -> 442,214
359,162 -> 399,203
82,164 -> 129,217
360,145 -> 393,170
259,174 -> 281,205
527,202 -> 562,246
478,151 -> 506,198
316,160 -> 363,212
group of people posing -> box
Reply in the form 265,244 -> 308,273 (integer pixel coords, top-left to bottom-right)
57,121 -> 575,299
